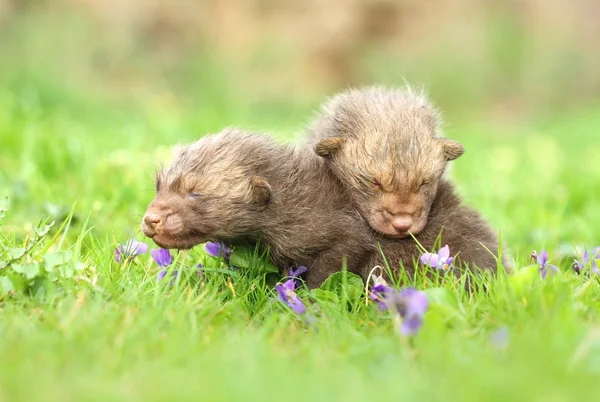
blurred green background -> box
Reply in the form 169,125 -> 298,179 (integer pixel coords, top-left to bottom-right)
3,0 -> 599,116
0,0 -> 599,260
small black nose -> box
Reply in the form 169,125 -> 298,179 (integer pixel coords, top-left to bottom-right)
144,213 -> 162,230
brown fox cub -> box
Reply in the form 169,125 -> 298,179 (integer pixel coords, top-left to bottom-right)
308,85 -> 506,273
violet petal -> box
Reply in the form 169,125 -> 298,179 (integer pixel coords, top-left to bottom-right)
438,245 -> 450,261
420,252 -> 439,269
385,288 -> 428,335
275,279 -> 307,314
280,279 -> 294,292
370,296 -> 389,311
583,250 -> 590,265
372,283 -> 394,295
287,294 -> 306,314
204,242 -> 222,258
537,250 -> 548,266
289,265 -> 308,278
490,326 -> 510,349
400,314 -> 424,335
400,288 -> 429,316
115,239 -> 149,262
151,248 -> 173,267
204,242 -> 232,261
129,239 -> 149,255
540,264 -> 558,279
370,283 -> 394,311
275,283 -> 288,303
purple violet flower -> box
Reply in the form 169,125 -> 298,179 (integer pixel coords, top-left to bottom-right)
385,288 -> 429,335
368,273 -> 394,310
151,248 -> 175,283
151,248 -> 173,267
157,269 -> 179,285
420,245 -> 453,271
115,239 -> 148,262
369,283 -> 394,310
531,250 -> 559,279
288,265 -> 308,287
289,265 -> 308,278
275,279 -> 306,314
573,247 -> 600,275
490,326 -> 510,350
205,242 -> 232,262
150,249 -> 203,285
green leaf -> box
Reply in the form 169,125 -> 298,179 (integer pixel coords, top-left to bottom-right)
261,259 -> 279,274
43,250 -> 73,272
319,271 -> 364,303
228,247 -> 253,268
228,246 -> 279,274
320,271 -> 364,291
58,264 -> 75,278
8,248 -> 27,260
311,289 -> 340,305
35,221 -> 55,238
0,276 -> 14,294
11,262 -> 41,279
31,277 -> 53,299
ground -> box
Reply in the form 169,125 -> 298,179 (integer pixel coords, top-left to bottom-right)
1,77 -> 600,402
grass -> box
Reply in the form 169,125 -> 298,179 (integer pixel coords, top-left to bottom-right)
1,71 -> 600,402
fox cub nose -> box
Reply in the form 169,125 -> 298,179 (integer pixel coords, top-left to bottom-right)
143,213 -> 162,231
391,214 -> 413,233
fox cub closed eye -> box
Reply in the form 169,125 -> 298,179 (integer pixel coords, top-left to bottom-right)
370,178 -> 383,190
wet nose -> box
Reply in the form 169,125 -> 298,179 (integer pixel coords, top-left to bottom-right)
143,213 -> 163,231
391,214 -> 413,233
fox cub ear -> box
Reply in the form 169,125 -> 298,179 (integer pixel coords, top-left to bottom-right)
314,137 -> 345,158
438,138 -> 465,161
250,176 -> 272,206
